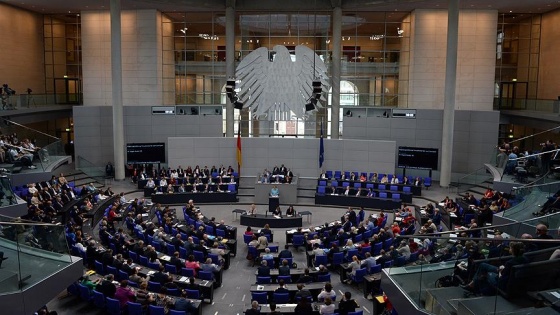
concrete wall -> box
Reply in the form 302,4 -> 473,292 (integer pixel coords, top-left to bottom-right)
0,3 -> 45,94
342,109 -> 500,180
81,10 -> 164,106
407,9 -> 497,111
538,9 -> 560,100
73,106 -> 222,165
168,137 -> 396,178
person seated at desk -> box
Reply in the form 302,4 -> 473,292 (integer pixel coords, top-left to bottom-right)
317,283 -> 336,302
338,292 -> 359,315
402,176 -> 409,185
391,175 -> 399,184
185,255 -> 200,276
359,173 -> 367,182
257,260 -> 271,276
286,205 -> 296,217
275,279 -> 289,294
370,173 -> 378,182
245,301 -> 260,315
294,283 -> 312,301
260,223 -> 272,235
278,259 -> 291,276
278,245 -> 292,259
349,172 -> 357,181
173,289 -> 198,315
200,258 -> 220,273
145,178 -> 155,189
262,248 -> 274,260
272,206 -> 282,217
270,185 -> 279,197
244,226 -> 254,236
248,204 -> 257,216
343,186 -> 351,196
319,171 -> 327,179
286,169 -> 294,183
297,268 -> 314,284
380,175 -> 389,183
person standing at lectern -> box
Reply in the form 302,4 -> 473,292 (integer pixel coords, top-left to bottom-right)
270,186 -> 279,197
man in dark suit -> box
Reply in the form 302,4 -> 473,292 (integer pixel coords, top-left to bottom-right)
278,245 -> 292,259
245,301 -> 260,315
96,274 -> 117,298
274,279 -> 289,294
169,251 -> 183,271
278,259 -> 290,276
257,260 -> 270,277
151,265 -> 168,284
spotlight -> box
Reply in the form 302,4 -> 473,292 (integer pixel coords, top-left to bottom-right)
345,110 -> 353,117
234,101 -> 244,110
312,80 -> 322,96
305,98 -> 317,112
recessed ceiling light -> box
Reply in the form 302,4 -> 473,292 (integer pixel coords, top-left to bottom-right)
509,10 -> 512,13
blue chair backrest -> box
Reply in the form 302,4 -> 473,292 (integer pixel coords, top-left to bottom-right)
334,171 -> 342,179
390,185 -> 398,191
317,186 -> 326,195
392,193 -> 400,200
165,264 -> 177,274
273,292 -> 290,303
379,192 -> 388,198
186,289 -> 200,299
366,183 -> 373,189
106,297 -> 121,315
373,242 -> 383,255
332,252 -> 344,266
292,235 -> 305,246
92,290 -> 105,308
228,184 -> 237,192
199,270 -> 213,281
317,273 -> 331,282
342,181 -> 350,187
243,234 -> 253,244
127,302 -> 143,315
148,305 -> 166,315
169,310 -> 187,315
182,268 -> 195,277
319,180 -> 327,186
403,186 -> 411,193
326,171 -> 333,178
252,291 -> 268,304
257,276 -> 271,284
378,184 -> 386,191
370,264 -> 382,274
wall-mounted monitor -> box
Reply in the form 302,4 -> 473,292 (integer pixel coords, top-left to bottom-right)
126,143 -> 165,163
397,146 -> 438,170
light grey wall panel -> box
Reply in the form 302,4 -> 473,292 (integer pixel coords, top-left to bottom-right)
343,109 -> 499,181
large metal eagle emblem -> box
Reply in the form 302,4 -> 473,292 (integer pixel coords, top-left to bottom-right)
235,45 -> 329,119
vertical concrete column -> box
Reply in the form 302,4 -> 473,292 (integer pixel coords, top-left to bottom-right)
440,0 -> 459,187
225,5 -> 235,137
331,6 -> 342,139
110,0 -> 125,180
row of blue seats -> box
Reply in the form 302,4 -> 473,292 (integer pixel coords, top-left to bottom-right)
69,282 -> 191,315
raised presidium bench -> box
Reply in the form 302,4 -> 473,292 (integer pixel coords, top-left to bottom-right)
151,192 -> 238,204
314,194 -> 402,210
239,213 -> 302,228
318,179 -> 422,196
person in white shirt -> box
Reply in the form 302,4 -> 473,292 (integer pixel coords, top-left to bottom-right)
344,186 -> 350,196
159,178 -> 167,187
145,179 -> 155,189
391,175 -> 399,184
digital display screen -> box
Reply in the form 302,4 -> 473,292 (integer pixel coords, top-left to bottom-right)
397,146 -> 438,170
126,143 -> 165,163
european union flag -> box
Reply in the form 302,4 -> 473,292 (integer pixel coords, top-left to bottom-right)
319,121 -> 324,168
